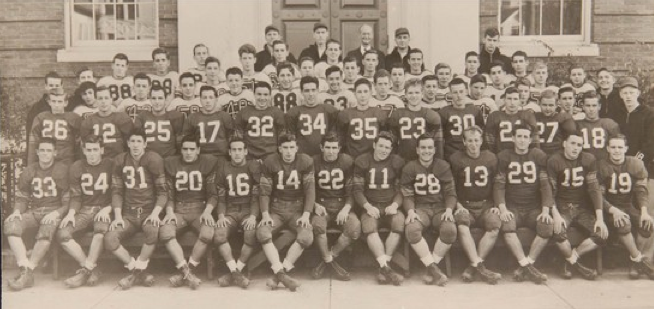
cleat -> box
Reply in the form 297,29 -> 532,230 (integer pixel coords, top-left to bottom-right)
629,264 -> 641,280
513,266 -> 526,282
311,261 -> 327,280
266,274 -> 280,290
118,270 -> 139,290
524,264 -> 547,284
169,274 -> 184,287
634,259 -> 654,280
426,263 -> 448,287
180,264 -> 201,290
461,265 -> 476,283
561,262 -> 572,279
476,262 -> 501,285
8,267 -> 34,291
138,271 -> 155,287
231,270 -> 249,289
217,273 -> 233,287
571,262 -> 597,281
276,270 -> 300,291
422,272 -> 434,285
381,266 -> 404,286
86,267 -> 102,286
377,268 -> 390,285
64,268 -> 91,288
330,260 -> 351,281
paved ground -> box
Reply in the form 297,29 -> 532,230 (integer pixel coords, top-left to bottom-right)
2,267 -> 653,309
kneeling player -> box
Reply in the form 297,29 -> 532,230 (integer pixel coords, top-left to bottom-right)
354,132 -> 406,285
598,135 -> 654,279
160,135 -> 219,289
213,135 -> 262,288
257,134 -> 315,291
58,135 -> 113,288
311,133 -> 361,281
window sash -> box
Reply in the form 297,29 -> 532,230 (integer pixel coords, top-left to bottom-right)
497,0 -> 587,40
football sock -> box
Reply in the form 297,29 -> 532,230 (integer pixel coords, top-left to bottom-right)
420,255 -> 435,267
526,256 -> 535,264
282,259 -> 294,272
236,260 -> 246,271
376,256 -> 388,268
271,262 -> 283,274
518,258 -> 530,267
630,252 -> 643,262
324,253 -> 334,263
188,257 -> 200,267
226,260 -> 237,272
134,259 -> 149,270
83,260 -> 96,270
566,250 -> 579,264
176,261 -> 186,269
471,258 -> 482,267
385,255 -> 393,264
432,254 -> 443,264
125,257 -> 136,270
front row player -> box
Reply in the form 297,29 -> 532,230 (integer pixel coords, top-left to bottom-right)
257,133 -> 315,291
104,130 -> 168,289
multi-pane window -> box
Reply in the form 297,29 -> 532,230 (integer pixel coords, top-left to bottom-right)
499,0 -> 585,40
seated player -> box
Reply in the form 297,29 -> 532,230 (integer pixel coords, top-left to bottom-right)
160,135 -> 219,290
354,132 -> 406,285
183,86 -> 235,159
4,138 -> 69,291
342,56 -> 362,91
558,86 -> 586,121
598,135 -> 654,279
257,134 -> 315,291
388,78 -> 443,161
421,75 -> 448,111
213,135 -> 262,288
314,39 -> 343,79
438,78 -> 484,159
272,63 -> 303,113
433,63 -> 454,108
80,86 -> 134,159
337,78 -> 388,158
575,91 -> 620,161
549,132 -> 609,280
58,135 -> 113,288
449,126 -> 503,284
235,81 -> 286,160
217,67 -> 256,119
485,87 -> 539,153
310,133 -> 360,281
317,65 -> 357,111
97,53 -> 134,106
149,47 -> 179,98
495,124 -> 553,284
405,49 -> 432,80
239,44 -> 272,91
286,76 -> 339,156
134,85 -> 185,158
370,69 -> 405,117
468,74 -> 498,124
104,130 -> 168,290
535,89 -> 577,155
388,63 -> 406,100
116,73 -> 153,120
28,88 -> 81,165
167,72 -> 202,115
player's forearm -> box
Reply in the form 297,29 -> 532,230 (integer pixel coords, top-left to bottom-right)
354,190 -> 368,208
493,177 -> 506,205
391,191 -> 403,207
633,181 -> 649,210
538,172 -> 554,207
402,195 -> 416,212
69,195 -> 83,213
216,201 -> 227,216
303,185 -> 316,213
259,196 -> 271,213
587,179 -> 603,211
249,198 -> 260,218
112,192 -> 124,212
443,182 -> 457,210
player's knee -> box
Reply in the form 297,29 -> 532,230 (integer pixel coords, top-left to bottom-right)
56,228 -> 73,243
213,227 -> 229,245
439,222 -> 457,245
637,226 -> 652,239
3,219 -> 23,237
198,225 -> 214,244
616,221 -> 632,235
405,222 -> 423,244
500,219 -> 517,234
590,234 -> 606,246
256,226 -> 273,244
296,229 -> 314,248
390,213 -> 405,234
343,217 -> 362,240
536,221 -> 554,239
158,225 -> 176,243
484,214 -> 502,232
552,231 -> 568,243
361,216 -> 377,235
312,216 -> 327,235
93,222 -> 110,235
36,224 -> 57,241
104,231 -> 121,251
143,225 -> 159,245
243,230 -> 257,247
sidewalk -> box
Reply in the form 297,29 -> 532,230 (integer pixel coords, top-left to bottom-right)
3,268 -> 653,309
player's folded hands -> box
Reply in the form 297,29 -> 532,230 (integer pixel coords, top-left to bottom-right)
41,211 -> 60,225
242,215 -> 256,230
60,214 -> 76,228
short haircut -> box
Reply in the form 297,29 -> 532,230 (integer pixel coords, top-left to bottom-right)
484,27 -> 500,38
343,56 -> 358,66
539,89 -> 558,102
597,67 -> 612,76
490,60 -> 505,72
465,51 -> 479,60
225,67 -> 243,78
133,72 -> 151,85
512,122 -> 533,135
272,40 -> 288,50
179,72 -> 196,83
608,133 -> 628,146
150,85 -> 166,96
582,91 -> 599,102
75,67 -> 92,78
422,75 -> 438,84
113,53 -> 129,64
44,71 -> 62,83
462,125 -> 484,141
254,81 -> 272,93
128,128 -> 147,141
321,131 -> 341,147
374,69 -> 390,83
504,86 -> 520,97
512,50 -> 528,60
276,62 -> 295,75
229,133 -> 247,149
299,56 -> 315,67
199,85 -> 218,97
278,133 -> 297,146
564,130 -> 583,141
181,134 -> 200,147
404,78 -> 422,91
416,132 -> 435,147
193,43 -> 208,55
363,49 -> 380,60
37,137 -> 57,149
469,74 -> 487,86
449,77 -> 467,89
558,86 -> 575,97
238,44 -> 257,57
151,47 -> 169,60
300,76 -> 319,90
515,76 -> 531,87
326,39 -> 341,49
354,78 -> 372,91
47,88 -> 66,100
325,65 -> 342,77
82,134 -> 104,148
408,48 -> 423,58
374,131 -> 395,145
205,56 -> 221,67
96,85 -> 110,95
434,62 -> 451,74
390,62 -> 405,72
568,64 -> 585,74
533,61 -> 548,71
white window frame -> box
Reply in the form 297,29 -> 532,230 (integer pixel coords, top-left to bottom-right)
57,0 -> 159,62
497,0 -> 599,57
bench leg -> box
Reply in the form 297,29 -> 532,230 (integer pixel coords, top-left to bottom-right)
444,252 -> 452,277
597,247 -> 603,275
52,244 -> 60,280
207,247 -> 214,280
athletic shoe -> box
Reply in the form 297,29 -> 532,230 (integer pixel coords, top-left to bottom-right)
330,260 -> 351,281
276,270 -> 300,291
571,262 -> 597,280
380,266 -> 404,286
377,268 -> 390,285
311,261 -> 327,279
181,264 -> 201,290
634,259 -> 654,280
461,265 -> 476,283
266,274 -> 280,290
232,270 -> 249,289
118,270 -> 140,290
524,264 -> 547,284
426,263 -> 447,286
476,262 -> 501,285
513,266 -> 526,282
8,267 -> 34,291
64,268 -> 91,288
217,273 -> 233,287
561,262 -> 573,279
86,267 -> 102,286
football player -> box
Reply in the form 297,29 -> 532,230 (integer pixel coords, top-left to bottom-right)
495,123 -> 554,284
529,62 -> 559,103
558,86 -> 586,121
72,82 -> 100,119
166,72 -> 202,115
4,138 -> 70,291
97,53 -> 134,106
271,63 -> 303,113
468,74 -> 498,124
185,43 -> 210,83
421,75 -> 447,111
506,51 -> 534,85
438,78 -> 485,158
484,87 -> 539,153
239,44 -> 272,92
257,133 -> 315,291
354,131 -> 406,285
134,85 -> 185,158
116,73 -> 152,120
561,65 -> 596,112
575,91 -> 620,161
433,63 -> 454,108
405,49 -> 431,80
104,130 -> 168,289
317,65 -> 357,111
342,56 -> 361,91
295,56 -> 328,91
361,50 -> 381,82
149,48 -> 179,98
314,39 -> 343,79
516,77 -> 541,112
388,63 -> 407,100
486,61 -> 508,108
535,89 -> 577,155
370,69 -> 405,117
457,51 -> 481,85
201,56 -> 229,96
262,40 -> 300,83
217,67 -> 256,119
183,86 -> 235,159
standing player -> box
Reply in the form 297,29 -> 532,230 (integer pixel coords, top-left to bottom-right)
255,25 -> 298,72
200,56 -> 229,96
457,51 -> 481,85
559,86 -> 586,120
213,135 -> 262,288
433,63 -> 454,108
271,63 -> 303,113
388,78 -> 443,161
516,77 -> 541,112
286,76 -> 339,156
134,85 -> 185,158
529,62 -> 559,103
166,72 -> 202,116
239,44 -> 272,92
405,49 -> 431,80
506,51 -> 533,85
80,86 -> 134,159
549,132 -> 608,280
149,48 -> 179,98
438,78 -> 485,158
116,73 -> 152,120
361,50 -> 381,82
575,91 -> 620,161
235,82 -> 286,160
494,124 -> 554,284
370,69 -> 405,117
314,39 -> 343,79
421,75 -> 448,111
295,57 -> 329,91
598,135 -> 654,279
159,135 -> 218,290
388,63 -> 406,100
28,89 -> 81,165
217,67 -> 255,119
561,65 -> 596,112
183,86 -> 235,159
486,61 -> 509,108
468,74 -> 498,124
535,90 -> 577,155
310,133 -> 360,281
318,65 -> 357,111
97,53 -> 133,106
449,126 -> 503,283
342,56 -> 362,91
104,130 -> 168,289
257,134 -> 315,291
484,87 -> 539,153
354,132 -> 406,285
58,135 -> 113,288
4,138 -> 69,291
337,78 -> 388,158
261,40 -> 301,88
185,43 -> 210,83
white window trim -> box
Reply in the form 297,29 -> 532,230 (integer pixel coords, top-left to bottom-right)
496,0 -> 599,57
57,0 -> 159,62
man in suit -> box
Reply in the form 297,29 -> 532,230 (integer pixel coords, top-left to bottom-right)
346,24 -> 385,74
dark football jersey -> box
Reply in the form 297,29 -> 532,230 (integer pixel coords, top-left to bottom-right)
575,118 -> 620,161
485,110 -> 539,153
235,105 -> 287,160
135,110 -> 185,158
547,152 -> 599,207
164,154 -> 218,205
313,153 -> 354,200
217,90 -> 255,119
597,157 -> 649,210
29,112 -> 81,164
400,158 -> 456,207
260,153 -> 314,201
337,106 -> 388,158
14,161 -> 70,212
496,148 -> 551,207
68,158 -> 114,211
449,150 -> 497,202
271,89 -> 302,113
183,110 -> 234,157
535,112 -> 576,155
215,159 -> 262,206
353,153 -> 405,205
112,151 -> 167,210
389,107 -> 443,161
80,112 -> 134,158
286,104 -> 339,156
438,104 -> 485,158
